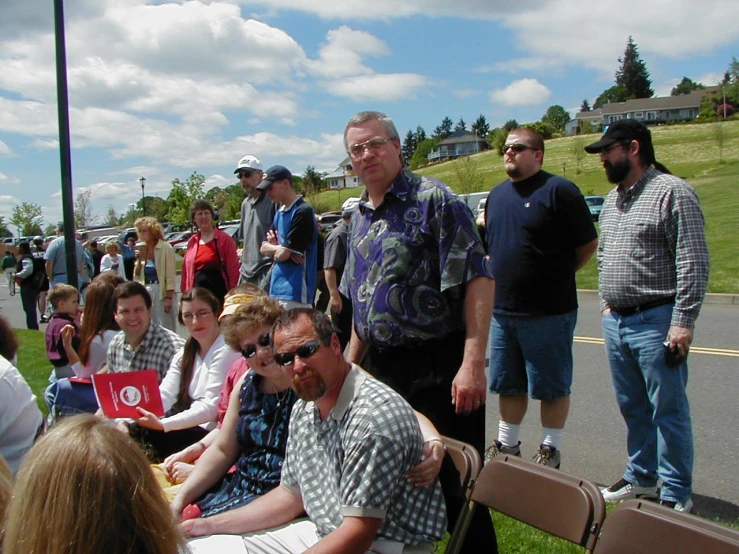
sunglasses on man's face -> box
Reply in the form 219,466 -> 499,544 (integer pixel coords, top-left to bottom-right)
503,143 -> 538,154
239,171 -> 254,179
273,339 -> 322,367
241,333 -> 271,359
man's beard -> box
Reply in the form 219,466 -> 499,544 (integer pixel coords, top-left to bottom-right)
292,370 -> 326,401
604,156 -> 631,184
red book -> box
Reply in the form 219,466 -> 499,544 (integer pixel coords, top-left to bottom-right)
92,370 -> 164,418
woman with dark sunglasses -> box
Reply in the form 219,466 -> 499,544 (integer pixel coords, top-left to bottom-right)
170,295 -> 296,520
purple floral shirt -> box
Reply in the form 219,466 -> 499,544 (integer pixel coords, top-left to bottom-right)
340,169 -> 492,348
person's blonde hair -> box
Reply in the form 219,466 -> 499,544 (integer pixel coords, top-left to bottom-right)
135,216 -> 164,242
0,455 -> 12,547
221,296 -> 282,350
3,415 -> 185,554
104,241 -> 119,254
47,283 -> 79,309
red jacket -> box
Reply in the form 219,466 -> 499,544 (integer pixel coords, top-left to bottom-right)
180,228 -> 240,293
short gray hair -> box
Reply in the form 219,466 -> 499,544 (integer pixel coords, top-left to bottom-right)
343,111 -> 399,150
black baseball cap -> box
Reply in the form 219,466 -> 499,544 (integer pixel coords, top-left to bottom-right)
584,119 -> 652,154
256,165 -> 292,191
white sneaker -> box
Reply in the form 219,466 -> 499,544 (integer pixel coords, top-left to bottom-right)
660,498 -> 694,513
601,478 -> 658,503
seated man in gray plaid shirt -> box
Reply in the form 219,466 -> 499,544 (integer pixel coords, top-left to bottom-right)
185,308 -> 447,553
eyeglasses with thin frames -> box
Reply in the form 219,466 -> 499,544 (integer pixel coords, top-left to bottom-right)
348,137 -> 392,159
273,339 -> 322,366
601,141 -> 629,155
241,333 -> 271,359
182,310 -> 213,322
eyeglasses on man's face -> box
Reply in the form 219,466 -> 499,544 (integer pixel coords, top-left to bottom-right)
347,137 -> 392,159
241,333 -> 271,359
273,339 -> 322,366
601,141 -> 629,155
182,310 -> 213,322
239,171 -> 254,179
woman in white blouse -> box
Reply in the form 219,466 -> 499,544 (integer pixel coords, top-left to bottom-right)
100,241 -> 126,280
129,287 -> 240,462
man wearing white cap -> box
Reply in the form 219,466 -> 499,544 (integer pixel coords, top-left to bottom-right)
235,155 -> 276,292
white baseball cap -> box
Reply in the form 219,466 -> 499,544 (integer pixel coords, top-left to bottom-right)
234,155 -> 263,174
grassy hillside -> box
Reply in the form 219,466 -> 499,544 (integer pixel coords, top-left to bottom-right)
315,120 -> 739,293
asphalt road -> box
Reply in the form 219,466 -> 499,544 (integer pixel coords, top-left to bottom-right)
484,294 -> 739,520
1,280 -> 737,518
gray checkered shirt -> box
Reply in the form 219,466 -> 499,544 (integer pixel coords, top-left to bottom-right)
281,364 -> 447,546
598,167 -> 709,328
106,322 -> 185,381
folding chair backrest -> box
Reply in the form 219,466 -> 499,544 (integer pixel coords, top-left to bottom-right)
470,455 -> 605,552
594,500 -> 739,554
442,436 -> 483,554
441,436 -> 482,500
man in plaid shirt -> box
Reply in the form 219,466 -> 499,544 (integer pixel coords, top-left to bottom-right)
184,308 -> 446,553
585,120 -> 709,513
107,281 -> 184,381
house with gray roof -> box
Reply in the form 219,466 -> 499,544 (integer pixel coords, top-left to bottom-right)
569,88 -> 717,135
326,156 -> 362,189
427,130 -> 489,162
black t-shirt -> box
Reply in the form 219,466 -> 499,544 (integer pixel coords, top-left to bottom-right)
485,170 -> 597,315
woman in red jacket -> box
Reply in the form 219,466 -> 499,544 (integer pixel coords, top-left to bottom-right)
180,200 -> 240,305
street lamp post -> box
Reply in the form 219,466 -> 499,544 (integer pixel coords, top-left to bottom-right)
140,177 -> 146,216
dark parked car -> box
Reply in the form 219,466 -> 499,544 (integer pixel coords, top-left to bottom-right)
584,196 -> 605,222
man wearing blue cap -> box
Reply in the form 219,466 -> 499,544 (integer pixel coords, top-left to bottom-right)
258,165 -> 318,309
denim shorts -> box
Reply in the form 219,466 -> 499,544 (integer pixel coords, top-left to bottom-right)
487,310 -> 577,400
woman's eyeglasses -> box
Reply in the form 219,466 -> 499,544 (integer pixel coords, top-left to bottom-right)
273,340 -> 322,366
182,310 -> 213,322
241,333 -> 271,358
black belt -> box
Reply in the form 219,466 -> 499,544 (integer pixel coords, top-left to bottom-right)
53,272 -> 65,276
145,279 -> 159,284
611,296 -> 675,317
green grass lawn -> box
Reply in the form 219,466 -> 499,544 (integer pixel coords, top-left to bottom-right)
315,120 -> 739,294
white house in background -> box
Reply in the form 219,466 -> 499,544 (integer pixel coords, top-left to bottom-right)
326,156 -> 362,189
427,130 -> 489,162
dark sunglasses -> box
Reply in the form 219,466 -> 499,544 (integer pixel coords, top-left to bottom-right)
238,170 -> 254,178
503,143 -> 538,153
273,339 -> 322,367
241,333 -> 271,359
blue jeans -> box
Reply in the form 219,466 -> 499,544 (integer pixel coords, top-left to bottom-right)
602,303 -> 693,503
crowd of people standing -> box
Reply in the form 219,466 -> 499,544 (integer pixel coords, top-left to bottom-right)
0,112 -> 709,553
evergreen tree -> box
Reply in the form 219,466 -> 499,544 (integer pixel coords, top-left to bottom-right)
455,117 -> 467,132
615,36 -> 654,99
402,129 -> 416,163
432,116 -> 454,139
503,119 -> 519,132
580,99 -> 591,112
671,77 -> 705,96
471,114 -> 490,138
594,85 -> 628,108
414,125 -> 427,144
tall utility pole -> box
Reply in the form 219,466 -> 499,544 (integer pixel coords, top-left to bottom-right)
54,0 -> 78,288
140,177 -> 146,216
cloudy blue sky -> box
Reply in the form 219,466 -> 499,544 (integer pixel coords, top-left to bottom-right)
1,0 -> 737,230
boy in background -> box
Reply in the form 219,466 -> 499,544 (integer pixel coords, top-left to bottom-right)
45,284 -> 81,381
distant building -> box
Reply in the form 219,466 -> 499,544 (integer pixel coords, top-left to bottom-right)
569,88 -> 718,135
326,156 -> 362,190
427,130 -> 489,162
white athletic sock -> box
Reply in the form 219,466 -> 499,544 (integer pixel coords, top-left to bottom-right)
541,427 -> 564,450
498,421 -> 520,447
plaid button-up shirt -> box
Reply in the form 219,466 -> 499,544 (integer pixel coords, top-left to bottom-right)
106,322 -> 185,381
598,167 -> 709,328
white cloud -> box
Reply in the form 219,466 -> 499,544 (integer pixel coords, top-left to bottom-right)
489,79 -> 551,107
454,89 -> 479,99
307,26 -> 389,78
332,74 -> 430,102
0,140 -> 12,156
31,139 -> 58,150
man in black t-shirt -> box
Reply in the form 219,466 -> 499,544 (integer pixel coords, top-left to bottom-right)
483,127 -> 597,469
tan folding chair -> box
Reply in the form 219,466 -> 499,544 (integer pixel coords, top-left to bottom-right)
594,499 -> 739,553
441,436 -> 482,554
451,454 -> 605,552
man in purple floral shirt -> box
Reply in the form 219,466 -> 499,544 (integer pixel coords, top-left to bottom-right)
340,111 -> 497,553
